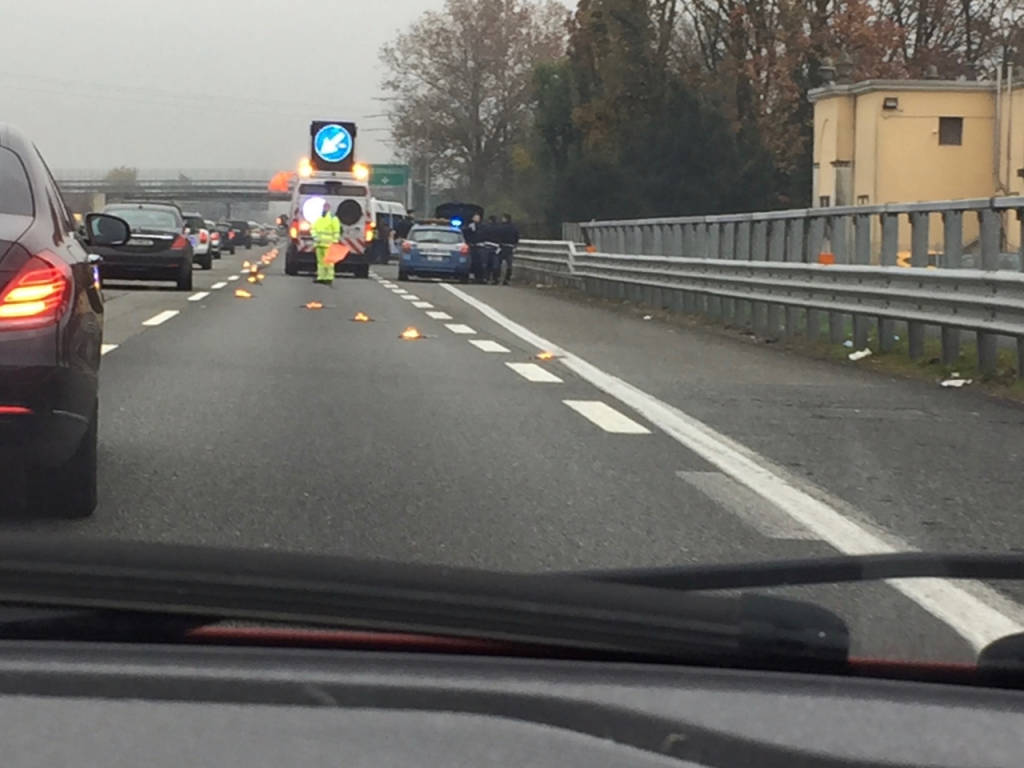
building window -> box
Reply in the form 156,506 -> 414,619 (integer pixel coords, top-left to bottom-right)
939,117 -> 963,145
819,195 -> 831,207
857,195 -> 870,205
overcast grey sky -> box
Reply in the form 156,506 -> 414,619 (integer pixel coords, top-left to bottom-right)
1,0 -> 458,171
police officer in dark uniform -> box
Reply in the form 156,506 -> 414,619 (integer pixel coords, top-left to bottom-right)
462,212 -> 483,282
498,213 -> 519,285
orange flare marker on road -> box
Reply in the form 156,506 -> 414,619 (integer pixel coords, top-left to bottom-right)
536,350 -> 555,360
305,301 -> 323,310
353,311 -> 370,322
234,289 -> 253,299
400,326 -> 423,340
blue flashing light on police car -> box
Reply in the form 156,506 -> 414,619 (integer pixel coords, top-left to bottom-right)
313,124 -> 353,164
450,217 -> 463,228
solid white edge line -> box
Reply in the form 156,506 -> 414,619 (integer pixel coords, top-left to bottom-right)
211,281 -> 227,289
506,362 -> 563,383
439,282 -> 1024,651
141,310 -> 179,327
188,291 -> 210,302
100,343 -> 118,355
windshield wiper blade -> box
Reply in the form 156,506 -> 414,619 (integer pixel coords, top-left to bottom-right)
563,552 -> 1024,591
0,537 -> 849,668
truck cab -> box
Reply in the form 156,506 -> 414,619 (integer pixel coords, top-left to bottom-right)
284,171 -> 373,278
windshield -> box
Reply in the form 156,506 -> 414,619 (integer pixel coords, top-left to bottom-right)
410,228 -> 461,244
4,0 -> 1024,687
106,207 -> 180,231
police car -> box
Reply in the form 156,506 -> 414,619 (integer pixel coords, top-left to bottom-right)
398,219 -> 471,282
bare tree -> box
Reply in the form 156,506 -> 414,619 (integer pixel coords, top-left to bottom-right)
380,0 -> 567,199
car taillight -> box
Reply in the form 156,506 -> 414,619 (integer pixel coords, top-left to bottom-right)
365,222 -> 375,242
0,253 -> 71,330
228,231 -> 236,240
170,235 -> 188,250
299,220 -> 311,232
200,231 -> 208,244
459,243 -> 470,254
402,241 -> 413,253
211,232 -> 220,242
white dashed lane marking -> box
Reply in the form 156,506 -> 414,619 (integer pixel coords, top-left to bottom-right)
412,301 -> 434,309
506,362 -> 562,383
676,471 -> 815,540
392,288 -> 407,295
141,310 -> 179,327
228,275 -> 239,282
211,281 -> 227,290
444,324 -> 476,335
100,344 -> 118,355
188,292 -> 210,302
401,295 -> 420,301
562,400 -> 650,433
469,340 -> 510,353
426,311 -> 453,320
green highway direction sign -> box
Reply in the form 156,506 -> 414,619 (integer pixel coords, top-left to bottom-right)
370,164 -> 410,187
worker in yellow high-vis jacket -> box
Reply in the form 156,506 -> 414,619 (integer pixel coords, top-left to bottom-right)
311,202 -> 341,285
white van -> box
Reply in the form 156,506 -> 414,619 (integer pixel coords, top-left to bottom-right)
368,198 -> 407,264
285,171 -> 374,278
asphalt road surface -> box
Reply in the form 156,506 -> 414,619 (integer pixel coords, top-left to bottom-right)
7,244 -> 1024,664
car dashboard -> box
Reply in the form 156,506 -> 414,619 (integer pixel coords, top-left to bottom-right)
0,641 -> 1020,767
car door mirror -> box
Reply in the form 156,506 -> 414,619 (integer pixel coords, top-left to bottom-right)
85,213 -> 131,246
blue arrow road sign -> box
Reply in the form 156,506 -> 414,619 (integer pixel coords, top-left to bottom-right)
313,124 -> 353,163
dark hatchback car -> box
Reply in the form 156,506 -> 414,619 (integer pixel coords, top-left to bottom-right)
96,203 -> 194,291
215,221 -> 236,255
0,123 -> 130,517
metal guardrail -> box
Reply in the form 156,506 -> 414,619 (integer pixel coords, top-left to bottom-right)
568,197 -> 1024,272
515,239 -> 1024,376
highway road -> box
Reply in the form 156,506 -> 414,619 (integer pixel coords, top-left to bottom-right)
6,244 -> 1024,664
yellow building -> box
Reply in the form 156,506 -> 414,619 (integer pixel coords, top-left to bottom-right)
809,75 -> 1024,255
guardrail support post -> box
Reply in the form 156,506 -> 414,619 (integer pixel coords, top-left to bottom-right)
784,219 -> 804,336
880,212 -> 898,266
980,209 -> 1001,271
941,209 -> 962,268
1018,337 -> 1024,378
721,222 -> 736,324
806,217 -> 825,340
750,221 -> 768,334
707,225 -> 722,320
854,213 -> 871,265
764,221 -> 784,337
977,331 -> 998,375
853,316 -> 870,350
941,327 -> 961,367
902,211 -> 929,357
735,221 -> 752,327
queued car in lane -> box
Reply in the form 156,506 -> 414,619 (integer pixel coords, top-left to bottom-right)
95,202 -> 195,291
228,219 -> 252,249
397,220 -> 471,282
215,221 -> 236,255
204,218 -> 222,259
0,122 -> 131,517
183,212 -> 212,270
